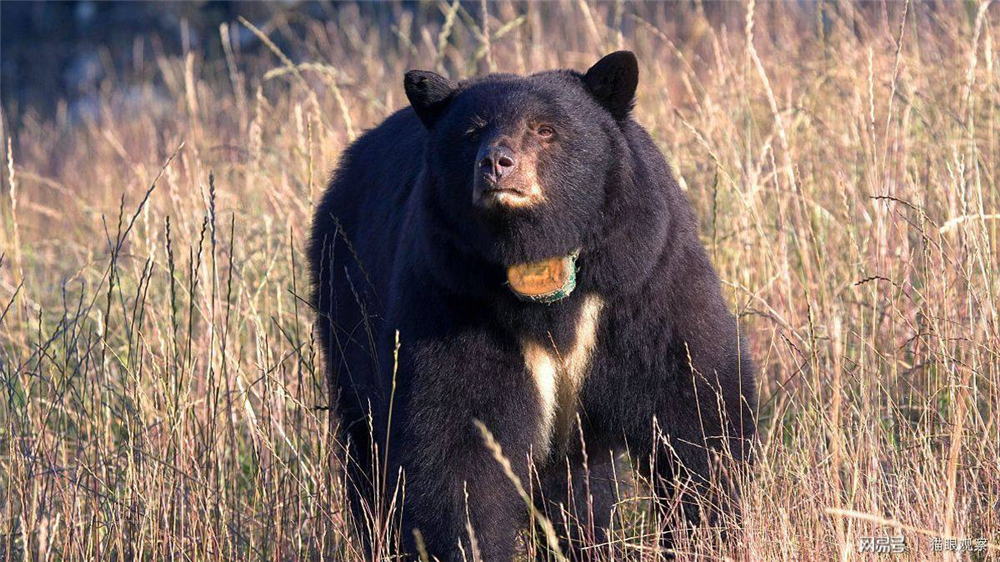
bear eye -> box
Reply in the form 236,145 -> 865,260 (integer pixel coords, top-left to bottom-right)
466,117 -> 488,142
536,125 -> 556,139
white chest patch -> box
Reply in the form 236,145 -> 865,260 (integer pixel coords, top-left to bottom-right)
521,294 -> 605,460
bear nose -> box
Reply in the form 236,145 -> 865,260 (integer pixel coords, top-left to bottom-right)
478,145 -> 517,180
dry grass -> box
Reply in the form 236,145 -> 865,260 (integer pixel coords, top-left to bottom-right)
2,1 -> 998,560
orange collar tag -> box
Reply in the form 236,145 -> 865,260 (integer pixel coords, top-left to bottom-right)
506,252 -> 579,304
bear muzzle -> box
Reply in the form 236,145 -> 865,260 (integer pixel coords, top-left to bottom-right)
472,146 -> 545,210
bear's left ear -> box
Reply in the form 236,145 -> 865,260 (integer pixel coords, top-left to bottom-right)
404,70 -> 456,129
583,51 -> 638,119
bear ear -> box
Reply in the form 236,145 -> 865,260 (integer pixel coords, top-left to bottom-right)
583,51 -> 638,119
404,70 -> 457,129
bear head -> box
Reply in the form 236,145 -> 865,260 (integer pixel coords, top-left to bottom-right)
404,51 -> 639,267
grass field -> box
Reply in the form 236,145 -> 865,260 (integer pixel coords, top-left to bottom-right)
2,1 -> 998,560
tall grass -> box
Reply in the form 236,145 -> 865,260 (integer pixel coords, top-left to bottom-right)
2,1 -> 998,560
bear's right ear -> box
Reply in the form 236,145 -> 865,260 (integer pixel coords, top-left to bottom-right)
404,70 -> 456,129
583,51 -> 638,119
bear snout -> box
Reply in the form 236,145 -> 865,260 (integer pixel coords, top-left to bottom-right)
478,144 -> 517,181
473,146 -> 544,210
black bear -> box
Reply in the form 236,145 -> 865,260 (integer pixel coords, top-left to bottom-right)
308,51 -> 756,560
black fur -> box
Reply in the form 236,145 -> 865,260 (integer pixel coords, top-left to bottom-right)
308,52 -> 757,561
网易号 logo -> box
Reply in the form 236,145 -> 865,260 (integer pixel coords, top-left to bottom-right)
858,536 -> 906,554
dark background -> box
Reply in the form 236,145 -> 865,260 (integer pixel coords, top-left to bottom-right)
3,1 -> 913,131
0,1 -> 419,125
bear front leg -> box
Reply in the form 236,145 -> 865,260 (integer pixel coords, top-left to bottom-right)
396,425 -> 529,561
641,359 -> 755,552
534,448 -> 619,561
590,336 -> 755,554
392,329 -> 547,561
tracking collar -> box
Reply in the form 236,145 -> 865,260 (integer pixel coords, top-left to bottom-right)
505,250 -> 579,304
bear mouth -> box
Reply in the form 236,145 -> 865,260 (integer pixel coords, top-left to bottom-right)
483,186 -> 527,197
474,185 -> 542,209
